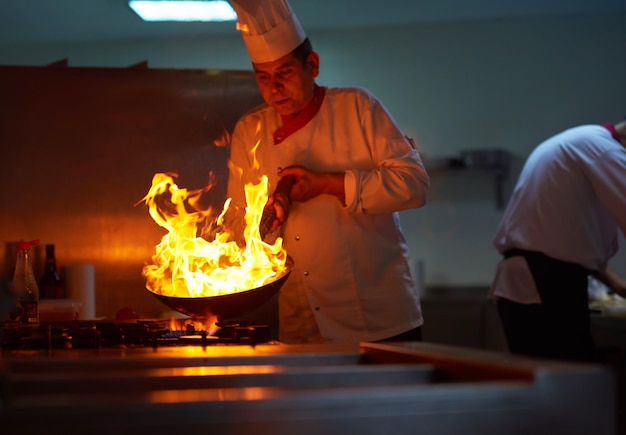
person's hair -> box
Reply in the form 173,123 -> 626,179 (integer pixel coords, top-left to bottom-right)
292,37 -> 313,66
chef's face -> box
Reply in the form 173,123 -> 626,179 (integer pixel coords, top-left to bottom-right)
253,50 -> 320,116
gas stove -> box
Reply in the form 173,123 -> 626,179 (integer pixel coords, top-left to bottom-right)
0,318 -> 273,350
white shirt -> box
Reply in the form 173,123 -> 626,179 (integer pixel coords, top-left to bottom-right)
491,125 -> 626,303
227,86 -> 429,343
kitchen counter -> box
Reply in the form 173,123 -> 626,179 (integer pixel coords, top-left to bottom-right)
420,286 -> 508,352
0,340 -> 615,435
591,312 -> 626,354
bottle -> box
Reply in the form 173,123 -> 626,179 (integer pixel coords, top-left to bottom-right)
40,244 -> 64,299
12,239 -> 40,324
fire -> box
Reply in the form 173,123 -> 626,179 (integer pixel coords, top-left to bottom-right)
169,316 -> 219,335
140,171 -> 289,299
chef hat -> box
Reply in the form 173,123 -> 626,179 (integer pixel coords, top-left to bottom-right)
230,0 -> 307,64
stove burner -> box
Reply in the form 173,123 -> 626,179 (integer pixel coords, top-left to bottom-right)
0,319 -> 273,350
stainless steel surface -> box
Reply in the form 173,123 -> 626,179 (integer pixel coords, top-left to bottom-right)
0,341 -> 615,434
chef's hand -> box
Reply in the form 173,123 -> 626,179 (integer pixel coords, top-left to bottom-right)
610,278 -> 626,299
278,165 -> 346,206
262,179 -> 292,234
594,268 -> 626,298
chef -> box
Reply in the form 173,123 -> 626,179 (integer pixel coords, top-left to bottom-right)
490,117 -> 626,362
226,0 -> 429,344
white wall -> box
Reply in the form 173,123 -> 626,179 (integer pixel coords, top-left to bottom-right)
2,12 -> 625,288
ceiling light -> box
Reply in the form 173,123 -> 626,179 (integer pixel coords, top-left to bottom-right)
129,0 -> 237,22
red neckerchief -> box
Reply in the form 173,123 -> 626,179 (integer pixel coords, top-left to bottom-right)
273,85 -> 326,145
602,123 -> 620,142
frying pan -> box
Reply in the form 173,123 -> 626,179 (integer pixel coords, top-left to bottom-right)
148,256 -> 293,320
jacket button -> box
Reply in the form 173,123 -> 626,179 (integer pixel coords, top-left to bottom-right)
295,235 -> 300,241
303,271 -> 309,276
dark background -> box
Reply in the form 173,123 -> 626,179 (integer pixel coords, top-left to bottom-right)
0,64 -> 264,320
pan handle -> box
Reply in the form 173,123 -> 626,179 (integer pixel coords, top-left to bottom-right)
259,175 -> 296,240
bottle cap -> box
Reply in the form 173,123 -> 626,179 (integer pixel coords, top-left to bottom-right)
18,239 -> 40,250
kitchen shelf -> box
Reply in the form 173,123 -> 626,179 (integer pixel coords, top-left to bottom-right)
424,149 -> 510,209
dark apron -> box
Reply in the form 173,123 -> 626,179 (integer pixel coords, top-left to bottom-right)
498,248 -> 597,362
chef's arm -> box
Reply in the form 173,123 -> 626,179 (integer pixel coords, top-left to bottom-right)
259,167 -> 345,235
592,267 -> 626,298
277,165 -> 346,206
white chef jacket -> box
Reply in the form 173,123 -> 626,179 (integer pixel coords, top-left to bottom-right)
490,125 -> 626,304
227,86 -> 429,343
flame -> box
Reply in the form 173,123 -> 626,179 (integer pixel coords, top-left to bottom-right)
140,170 -> 288,300
168,316 -> 219,335
235,22 -> 249,33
